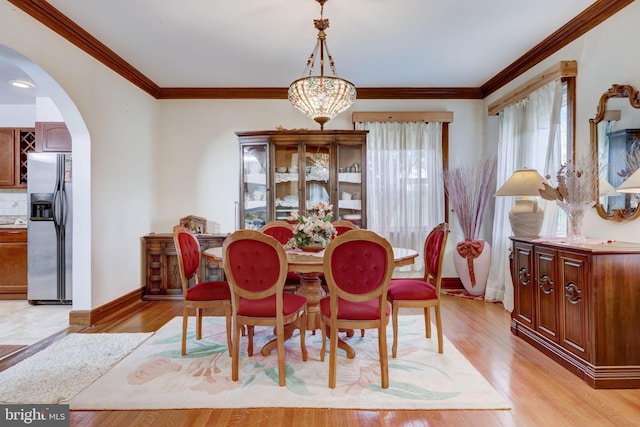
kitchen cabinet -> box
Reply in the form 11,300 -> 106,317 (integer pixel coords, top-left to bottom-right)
0,128 -> 36,188
142,233 -> 227,301
510,236 -> 640,388
237,130 -> 367,229
36,122 -> 72,152
0,228 -> 28,299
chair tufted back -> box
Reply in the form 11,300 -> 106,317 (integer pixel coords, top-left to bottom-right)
226,238 -> 281,293
262,226 -> 293,245
176,231 -> 201,279
330,240 -> 389,295
423,223 -> 449,283
261,221 -> 294,245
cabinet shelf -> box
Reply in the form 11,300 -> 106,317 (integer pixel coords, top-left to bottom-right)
244,173 -> 266,185
338,172 -> 361,183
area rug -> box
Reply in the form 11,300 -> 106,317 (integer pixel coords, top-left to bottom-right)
69,316 -> 510,411
0,332 -> 152,404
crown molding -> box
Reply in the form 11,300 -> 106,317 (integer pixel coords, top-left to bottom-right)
8,0 -> 634,100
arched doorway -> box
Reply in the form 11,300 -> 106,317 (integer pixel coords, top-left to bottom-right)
0,45 -> 91,313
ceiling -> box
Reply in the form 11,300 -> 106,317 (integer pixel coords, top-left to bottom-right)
0,0 -> 627,105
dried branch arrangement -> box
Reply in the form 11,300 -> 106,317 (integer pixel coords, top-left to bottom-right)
443,157 -> 497,241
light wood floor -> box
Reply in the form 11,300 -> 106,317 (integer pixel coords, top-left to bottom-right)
2,295 -> 639,426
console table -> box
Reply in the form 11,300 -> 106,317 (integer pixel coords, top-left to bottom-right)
142,233 -> 227,301
510,236 -> 640,388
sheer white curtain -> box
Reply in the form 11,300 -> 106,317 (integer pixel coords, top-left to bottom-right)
354,121 -> 445,272
486,80 -> 564,310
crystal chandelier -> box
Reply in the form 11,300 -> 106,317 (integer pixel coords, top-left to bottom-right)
288,0 -> 356,130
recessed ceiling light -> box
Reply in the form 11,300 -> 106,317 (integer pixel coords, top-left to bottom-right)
9,79 -> 35,89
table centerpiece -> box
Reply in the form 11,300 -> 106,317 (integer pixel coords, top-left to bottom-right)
285,201 -> 337,251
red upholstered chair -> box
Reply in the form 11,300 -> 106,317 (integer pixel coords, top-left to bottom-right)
260,220 -> 301,289
387,223 -> 449,357
319,230 -> 394,389
223,229 -> 308,386
332,219 -> 359,236
173,225 -> 231,356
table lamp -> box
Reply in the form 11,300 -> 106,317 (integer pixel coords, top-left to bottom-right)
494,167 -> 548,237
616,168 -> 640,193
599,176 -> 621,197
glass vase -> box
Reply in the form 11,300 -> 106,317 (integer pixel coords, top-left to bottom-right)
557,201 -> 595,242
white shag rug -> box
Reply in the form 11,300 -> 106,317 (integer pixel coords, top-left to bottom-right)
0,332 -> 152,404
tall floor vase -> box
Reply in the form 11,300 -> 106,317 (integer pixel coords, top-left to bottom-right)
453,239 -> 491,296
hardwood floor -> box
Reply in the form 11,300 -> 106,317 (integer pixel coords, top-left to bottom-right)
2,295 -> 639,426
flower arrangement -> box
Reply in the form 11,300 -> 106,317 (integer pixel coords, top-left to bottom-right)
538,160 -> 597,204
285,201 -> 337,250
538,160 -> 598,241
443,156 -> 497,241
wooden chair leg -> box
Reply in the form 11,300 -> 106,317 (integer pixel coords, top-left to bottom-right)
392,302 -> 399,358
299,310 -> 308,362
232,318 -> 241,381
379,324 -> 389,389
424,306 -> 432,339
247,326 -> 254,356
328,322 -> 338,388
276,323 -> 286,386
320,317 -> 327,362
181,307 -> 189,356
435,304 -> 443,354
196,307 -> 203,340
224,304 -> 232,357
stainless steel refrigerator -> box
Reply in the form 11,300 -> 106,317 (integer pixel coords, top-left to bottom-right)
27,152 -> 72,304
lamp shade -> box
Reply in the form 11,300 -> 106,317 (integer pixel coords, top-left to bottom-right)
599,176 -> 621,196
494,168 -> 548,197
616,168 -> 640,193
288,76 -> 356,128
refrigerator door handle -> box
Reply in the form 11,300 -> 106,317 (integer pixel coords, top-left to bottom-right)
60,188 -> 68,226
52,154 -> 64,226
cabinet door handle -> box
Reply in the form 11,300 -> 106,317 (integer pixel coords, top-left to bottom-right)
537,274 -> 555,294
518,267 -> 530,285
564,282 -> 582,304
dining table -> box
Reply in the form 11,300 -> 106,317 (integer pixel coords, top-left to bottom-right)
203,245 -> 418,358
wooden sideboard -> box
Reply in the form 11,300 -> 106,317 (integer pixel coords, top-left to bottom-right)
142,233 -> 227,301
510,236 -> 640,388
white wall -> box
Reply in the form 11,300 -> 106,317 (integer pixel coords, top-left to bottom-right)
0,2 -> 158,309
483,1 -> 640,244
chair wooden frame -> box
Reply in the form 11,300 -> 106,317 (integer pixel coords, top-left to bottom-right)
173,225 -> 232,356
319,229 -> 394,389
223,229 -> 308,386
387,223 -> 449,357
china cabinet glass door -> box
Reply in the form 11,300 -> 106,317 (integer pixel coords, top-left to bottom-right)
241,144 -> 268,229
273,144 -> 301,220
304,144 -> 331,212
336,144 -> 364,227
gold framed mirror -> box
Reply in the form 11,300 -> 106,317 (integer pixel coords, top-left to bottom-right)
590,84 -> 640,221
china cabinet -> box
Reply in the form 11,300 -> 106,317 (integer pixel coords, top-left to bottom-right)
236,130 -> 367,229
511,236 -> 640,388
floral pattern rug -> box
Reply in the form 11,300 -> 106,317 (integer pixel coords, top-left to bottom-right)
69,316 -> 510,411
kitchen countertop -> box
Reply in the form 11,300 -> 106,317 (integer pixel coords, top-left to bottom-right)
0,224 -> 27,229
0,217 -> 27,229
